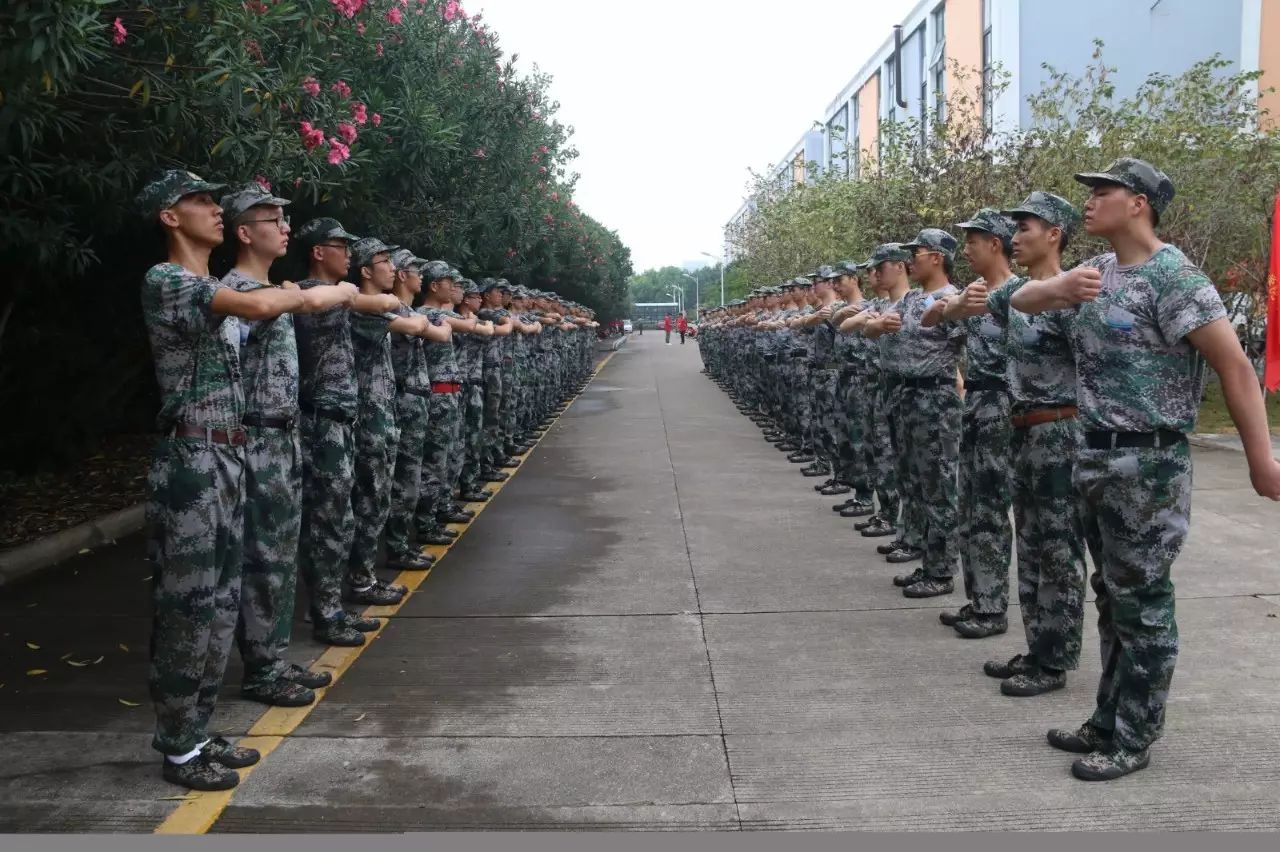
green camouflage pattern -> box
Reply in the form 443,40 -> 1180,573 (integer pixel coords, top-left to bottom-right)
222,269 -> 298,418
878,285 -> 965,379
1001,191 -> 1081,233
957,388 -> 1013,615
987,279 -> 1078,411
136,170 -> 226,218
294,279 -> 359,419
1073,157 -> 1175,216
297,413 -> 355,627
347,311 -> 399,588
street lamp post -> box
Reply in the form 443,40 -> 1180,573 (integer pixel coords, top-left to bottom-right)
699,250 -> 725,306
681,272 -> 699,315
667,285 -> 684,315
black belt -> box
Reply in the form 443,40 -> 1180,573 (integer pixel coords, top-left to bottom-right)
1084,429 -> 1186,450
965,379 -> 1007,393
170,423 -> 248,446
789,350 -> 807,359
299,403 -> 353,424
395,382 -> 431,398
890,376 -> 950,389
241,413 -> 296,430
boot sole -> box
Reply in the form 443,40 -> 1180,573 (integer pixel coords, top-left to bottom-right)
1001,679 -> 1066,697
1070,753 -> 1149,781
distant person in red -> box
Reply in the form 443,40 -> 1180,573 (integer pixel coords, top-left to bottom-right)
663,313 -> 672,345
677,313 -> 688,344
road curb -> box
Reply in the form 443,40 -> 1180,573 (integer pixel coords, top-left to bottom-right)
0,503 -> 145,588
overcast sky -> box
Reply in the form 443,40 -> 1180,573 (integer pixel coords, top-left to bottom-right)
475,0 -> 918,273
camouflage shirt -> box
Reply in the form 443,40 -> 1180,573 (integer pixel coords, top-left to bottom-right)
810,304 -> 839,364
879,285 -> 965,378
834,298 -> 875,369
293,279 -> 358,418
987,278 -> 1077,412
1046,244 -> 1226,433
418,306 -> 462,383
349,308 -> 397,431
455,317 -> 486,382
389,302 -> 430,393
141,263 -> 244,429
221,269 -> 298,420
477,308 -> 509,367
954,276 -> 1016,386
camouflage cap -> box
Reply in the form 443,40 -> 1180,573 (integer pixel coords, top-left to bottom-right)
791,276 -> 812,288
447,267 -> 464,282
495,277 -> 513,291
294,217 -> 359,246
815,264 -> 838,280
220,183 -> 291,223
390,248 -> 428,271
869,243 -> 911,266
954,208 -> 1015,241
477,277 -> 501,293
1000,191 -> 1081,233
902,227 -> 958,258
460,279 -> 480,296
420,259 -> 455,283
1073,157 -> 1175,216
832,260 -> 861,277
135,169 -> 227,219
350,237 -> 399,269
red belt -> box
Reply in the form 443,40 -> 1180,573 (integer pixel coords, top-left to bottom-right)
1011,406 -> 1078,429
431,382 -> 462,394
172,423 -> 248,446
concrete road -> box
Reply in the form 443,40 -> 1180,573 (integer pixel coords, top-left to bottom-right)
1,332 -> 1278,832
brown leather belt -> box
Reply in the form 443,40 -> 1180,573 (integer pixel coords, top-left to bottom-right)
431,382 -> 462,394
1011,406 -> 1078,429
172,423 -> 249,446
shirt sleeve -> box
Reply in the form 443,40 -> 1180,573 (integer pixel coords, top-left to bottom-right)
1156,263 -> 1227,343
148,265 -> 220,335
985,280 -> 1015,328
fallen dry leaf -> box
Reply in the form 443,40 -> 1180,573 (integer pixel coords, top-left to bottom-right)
91,656 -> 104,665
354,712 -> 367,722
60,653 -> 72,660
26,669 -> 48,676
78,548 -> 91,555
157,795 -> 197,801
26,642 -> 40,650
118,698 -> 141,707
66,660 -> 90,667
118,644 -> 129,652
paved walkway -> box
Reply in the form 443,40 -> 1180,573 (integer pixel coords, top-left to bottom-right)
2,333 -> 1279,832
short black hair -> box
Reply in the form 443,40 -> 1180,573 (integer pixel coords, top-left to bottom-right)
942,255 -> 956,279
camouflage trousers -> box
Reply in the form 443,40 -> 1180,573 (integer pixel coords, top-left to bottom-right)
482,366 -> 504,468
500,362 -> 519,448
415,390 -> 463,531
863,379 -> 900,522
900,383 -> 961,579
835,369 -> 871,498
811,367 -> 840,467
348,408 -> 399,591
458,380 -> 486,494
298,413 -> 355,628
1077,443 -> 1191,752
1011,417 -> 1089,671
794,360 -> 815,449
235,427 -> 302,688
385,392 -> 429,560
145,437 -> 244,756
958,390 -> 1013,615
886,383 -> 923,548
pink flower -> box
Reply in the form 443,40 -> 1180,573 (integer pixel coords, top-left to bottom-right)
111,17 -> 127,45
375,42 -> 384,57
539,145 -> 548,154
299,121 -> 325,150
336,122 -> 358,144
330,79 -> 351,99
385,7 -> 402,24
453,57 -> 464,68
473,147 -> 486,158
294,177 -> 303,187
327,138 -> 351,164
351,101 -> 368,125
331,0 -> 366,18
372,112 -> 382,127
543,214 -> 554,224
530,153 -> 540,163
302,76 -> 321,97
532,110 -> 541,120
443,0 -> 460,21
539,166 -> 547,174
550,192 -> 559,202
254,175 -> 272,191
357,22 -> 366,34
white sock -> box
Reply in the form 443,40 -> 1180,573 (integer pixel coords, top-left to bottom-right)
166,739 -> 209,765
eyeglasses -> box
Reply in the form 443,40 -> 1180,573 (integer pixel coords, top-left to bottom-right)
243,215 -> 290,231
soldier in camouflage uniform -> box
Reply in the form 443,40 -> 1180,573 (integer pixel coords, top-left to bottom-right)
346,238 -> 433,609
802,267 -> 843,487
414,262 -> 478,544
384,249 -> 451,571
218,185 -> 351,709
456,279 -> 498,502
477,279 -> 518,476
138,170 -> 303,790
973,192 -> 1093,697
829,260 -> 877,516
293,218 -> 404,648
1013,159 -> 1280,780
867,230 -> 965,597
923,209 -> 1017,639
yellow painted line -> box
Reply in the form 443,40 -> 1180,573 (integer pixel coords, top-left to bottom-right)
155,350 -> 617,834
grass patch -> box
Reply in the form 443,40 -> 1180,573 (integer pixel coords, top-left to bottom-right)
1196,381 -> 1280,434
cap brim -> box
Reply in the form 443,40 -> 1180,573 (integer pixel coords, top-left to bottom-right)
999,207 -> 1037,219
1073,171 -> 1128,188
953,220 -> 986,231
185,180 -> 228,197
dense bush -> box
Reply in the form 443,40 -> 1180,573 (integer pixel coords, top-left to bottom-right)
0,1 -> 632,472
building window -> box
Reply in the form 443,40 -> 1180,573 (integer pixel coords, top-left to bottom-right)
827,104 -> 849,174
884,59 -> 897,126
917,24 -> 927,141
851,96 -> 861,179
982,0 -> 993,131
930,3 -> 946,123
